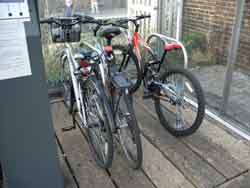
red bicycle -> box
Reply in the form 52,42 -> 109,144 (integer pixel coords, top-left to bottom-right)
113,15 -> 205,137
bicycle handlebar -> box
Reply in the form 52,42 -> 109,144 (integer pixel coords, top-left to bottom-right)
40,15 -> 128,36
116,15 -> 151,24
115,14 -> 151,32
135,14 -> 151,20
74,14 -> 128,36
40,17 -> 82,26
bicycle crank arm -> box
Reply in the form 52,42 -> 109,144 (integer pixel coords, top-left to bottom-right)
152,81 -> 177,96
149,81 -> 182,105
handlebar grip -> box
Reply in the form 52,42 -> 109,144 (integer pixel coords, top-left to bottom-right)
40,18 -> 52,24
136,14 -> 151,20
73,13 -> 82,17
84,15 -> 95,21
117,18 -> 129,24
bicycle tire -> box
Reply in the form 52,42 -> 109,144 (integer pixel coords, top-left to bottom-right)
154,67 -> 205,137
60,56 -> 74,114
117,93 -> 142,169
113,45 -> 142,93
85,77 -> 114,169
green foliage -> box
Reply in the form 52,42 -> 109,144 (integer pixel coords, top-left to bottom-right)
183,32 -> 208,53
43,44 -> 62,87
183,32 -> 217,65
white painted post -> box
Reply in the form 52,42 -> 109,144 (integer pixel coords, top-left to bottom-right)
168,0 -> 174,36
44,0 -> 49,17
222,0 -> 245,113
157,0 -> 163,34
176,0 -> 183,41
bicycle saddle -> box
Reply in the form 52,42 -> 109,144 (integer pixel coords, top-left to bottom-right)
99,26 -> 121,40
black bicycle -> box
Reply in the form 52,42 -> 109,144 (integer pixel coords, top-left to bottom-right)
113,15 -> 205,137
76,15 -> 143,169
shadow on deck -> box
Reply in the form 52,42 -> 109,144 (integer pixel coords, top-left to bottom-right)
50,95 -> 250,188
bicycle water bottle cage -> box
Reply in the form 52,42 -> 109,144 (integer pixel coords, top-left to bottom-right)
110,65 -> 131,89
164,42 -> 182,51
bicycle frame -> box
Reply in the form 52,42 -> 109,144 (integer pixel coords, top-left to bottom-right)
128,30 -> 189,72
62,43 -> 87,125
81,33 -> 132,130
80,38 -> 108,87
129,31 -> 155,69
62,40 -> 111,128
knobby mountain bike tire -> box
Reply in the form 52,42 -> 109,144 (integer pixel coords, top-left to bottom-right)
154,67 -> 205,137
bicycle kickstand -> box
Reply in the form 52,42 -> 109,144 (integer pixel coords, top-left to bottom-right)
62,112 -> 77,132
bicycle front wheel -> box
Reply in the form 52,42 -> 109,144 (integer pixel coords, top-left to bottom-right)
115,91 -> 142,169
154,67 -> 205,137
85,78 -> 114,169
60,55 -> 74,114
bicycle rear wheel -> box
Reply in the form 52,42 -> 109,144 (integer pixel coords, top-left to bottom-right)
113,45 -> 142,93
85,78 -> 114,169
154,67 -> 205,137
115,91 -> 142,169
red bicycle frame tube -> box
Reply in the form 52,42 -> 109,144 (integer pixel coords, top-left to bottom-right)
131,32 -> 152,67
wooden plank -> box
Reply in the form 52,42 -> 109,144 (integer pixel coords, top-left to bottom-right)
71,104 -> 156,188
134,99 -> 226,188
141,136 -> 195,188
57,147 -> 77,188
183,123 -> 248,179
136,98 -> 250,179
218,171 -> 250,188
71,105 -> 156,188
109,146 -> 155,188
51,102 -> 115,188
185,118 -> 250,171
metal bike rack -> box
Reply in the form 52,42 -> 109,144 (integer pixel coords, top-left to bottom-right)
147,33 -> 189,69
147,33 -> 250,141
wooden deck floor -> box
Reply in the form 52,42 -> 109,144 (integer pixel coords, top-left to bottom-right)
50,97 -> 250,188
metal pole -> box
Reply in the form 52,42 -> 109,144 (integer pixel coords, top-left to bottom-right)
222,0 -> 245,113
176,0 -> 183,41
44,0 -> 49,17
157,0 -> 164,34
168,0 -> 174,36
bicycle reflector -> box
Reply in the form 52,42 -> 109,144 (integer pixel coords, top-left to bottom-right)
104,46 -> 113,53
79,59 -> 90,77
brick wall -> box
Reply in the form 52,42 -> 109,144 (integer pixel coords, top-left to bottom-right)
183,0 -> 250,68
